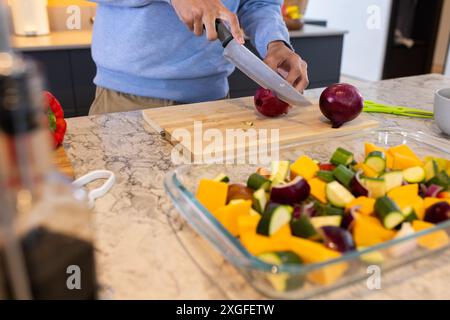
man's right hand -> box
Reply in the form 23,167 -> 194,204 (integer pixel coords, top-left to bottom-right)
171,0 -> 244,43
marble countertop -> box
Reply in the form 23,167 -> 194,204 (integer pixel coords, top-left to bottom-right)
11,25 -> 344,52
64,74 -> 450,299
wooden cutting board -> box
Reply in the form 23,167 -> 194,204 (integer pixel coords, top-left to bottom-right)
143,97 -> 378,159
53,147 -> 74,179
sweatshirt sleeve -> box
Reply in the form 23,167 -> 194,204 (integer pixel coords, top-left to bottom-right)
89,0 -> 171,7
238,0 -> 292,58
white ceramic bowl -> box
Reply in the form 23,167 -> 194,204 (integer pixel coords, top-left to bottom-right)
435,88 -> 450,136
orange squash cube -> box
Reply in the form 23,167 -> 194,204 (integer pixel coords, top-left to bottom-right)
308,177 -> 327,203
345,196 -> 376,215
289,237 -> 348,285
213,200 -> 252,236
412,220 -> 449,250
290,155 -> 319,180
196,179 -> 228,212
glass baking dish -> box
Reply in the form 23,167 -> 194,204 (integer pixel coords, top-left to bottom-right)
164,128 -> 450,299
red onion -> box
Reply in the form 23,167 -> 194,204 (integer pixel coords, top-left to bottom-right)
320,226 -> 356,252
254,88 -> 291,117
270,176 -> 310,205
351,171 -> 369,197
319,83 -> 364,128
425,184 -> 444,198
424,202 -> 450,224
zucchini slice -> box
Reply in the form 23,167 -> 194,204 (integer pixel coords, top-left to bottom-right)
362,177 -> 387,199
314,202 -> 345,216
247,173 -> 271,191
290,214 -> 318,239
317,170 -> 335,183
213,173 -> 230,183
310,215 -> 343,229
257,252 -> 304,292
252,188 -> 268,214
364,151 -> 386,174
330,147 -> 354,166
402,206 -> 418,222
270,161 -> 290,186
424,159 -> 439,182
375,196 -> 404,229
326,181 -> 355,208
257,204 -> 293,236
381,171 -> 403,192
427,170 -> 450,191
402,166 -> 426,183
333,164 -> 355,188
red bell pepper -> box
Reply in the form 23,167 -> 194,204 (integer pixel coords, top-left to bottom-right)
45,91 -> 67,148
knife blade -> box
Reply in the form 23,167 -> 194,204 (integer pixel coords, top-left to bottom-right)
216,20 -> 311,107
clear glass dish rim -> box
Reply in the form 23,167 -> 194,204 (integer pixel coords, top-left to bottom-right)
164,127 -> 450,275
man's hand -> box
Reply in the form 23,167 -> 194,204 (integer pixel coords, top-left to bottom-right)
171,0 -> 244,43
264,41 -> 309,92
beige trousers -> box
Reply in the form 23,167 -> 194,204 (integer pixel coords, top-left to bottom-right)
89,87 -> 182,115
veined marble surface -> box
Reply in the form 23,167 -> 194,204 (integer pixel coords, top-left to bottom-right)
65,74 -> 450,300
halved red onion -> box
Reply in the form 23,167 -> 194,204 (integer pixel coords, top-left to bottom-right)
425,184 -> 444,198
320,226 -> 356,252
270,176 -> 311,205
351,171 -> 369,197
424,202 -> 450,224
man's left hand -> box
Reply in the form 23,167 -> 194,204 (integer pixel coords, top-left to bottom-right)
264,41 -> 309,93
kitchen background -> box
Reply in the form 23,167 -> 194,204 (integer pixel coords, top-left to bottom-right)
5,0 -> 450,116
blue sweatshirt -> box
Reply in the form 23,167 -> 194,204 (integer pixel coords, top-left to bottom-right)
91,0 -> 290,103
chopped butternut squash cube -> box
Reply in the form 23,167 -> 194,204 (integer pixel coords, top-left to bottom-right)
308,177 -> 327,203
392,153 -> 423,170
290,155 -> 319,180
196,179 -> 228,212
237,214 -> 261,236
354,162 -> 379,178
213,200 -> 252,236
412,220 -> 449,250
387,184 -> 419,204
345,196 -> 375,215
388,144 -> 422,163
289,237 -> 348,285
353,214 -> 395,247
240,225 -> 291,256
365,143 -> 386,157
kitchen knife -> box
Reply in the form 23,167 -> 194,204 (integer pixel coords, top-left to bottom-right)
216,20 -> 311,107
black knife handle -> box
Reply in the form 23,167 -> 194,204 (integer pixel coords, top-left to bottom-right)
215,20 -> 233,47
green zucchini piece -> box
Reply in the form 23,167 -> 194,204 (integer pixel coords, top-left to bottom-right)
333,164 -> 355,188
424,160 -> 439,182
330,147 -> 354,166
257,252 -> 305,292
381,171 -> 404,192
213,173 -> 230,183
247,173 -> 271,191
252,188 -> 268,214
317,170 -> 335,183
290,215 -> 318,239
427,170 -> 450,191
269,161 -> 290,186
314,202 -> 345,216
257,204 -> 293,236
326,181 -> 355,208
402,166 -> 426,183
364,151 -> 386,173
363,177 -> 387,199
310,215 -> 342,229
402,206 -> 418,222
375,196 -> 404,229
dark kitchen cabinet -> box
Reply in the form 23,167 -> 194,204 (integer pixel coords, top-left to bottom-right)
382,0 -> 444,79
